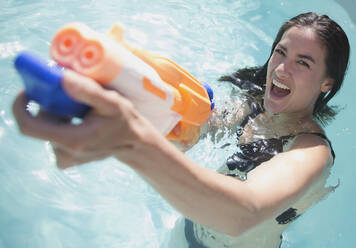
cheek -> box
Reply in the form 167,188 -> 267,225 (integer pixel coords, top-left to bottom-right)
266,58 -> 275,80
294,77 -> 322,104
267,54 -> 281,75
297,72 -> 322,91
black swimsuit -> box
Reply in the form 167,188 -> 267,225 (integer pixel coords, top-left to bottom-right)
184,102 -> 335,248
225,102 -> 335,181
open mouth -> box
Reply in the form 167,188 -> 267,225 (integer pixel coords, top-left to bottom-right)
271,79 -> 291,98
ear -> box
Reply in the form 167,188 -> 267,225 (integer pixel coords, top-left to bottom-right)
321,78 -> 334,93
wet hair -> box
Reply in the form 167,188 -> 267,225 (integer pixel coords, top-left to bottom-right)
220,12 -> 350,125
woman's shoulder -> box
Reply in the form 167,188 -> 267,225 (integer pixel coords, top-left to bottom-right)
295,120 -> 333,155
287,128 -> 335,167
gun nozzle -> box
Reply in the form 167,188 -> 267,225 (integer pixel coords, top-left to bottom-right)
63,38 -> 73,49
76,41 -> 103,68
59,32 -> 81,55
51,28 -> 83,69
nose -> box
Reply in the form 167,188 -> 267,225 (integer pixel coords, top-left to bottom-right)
275,59 -> 292,79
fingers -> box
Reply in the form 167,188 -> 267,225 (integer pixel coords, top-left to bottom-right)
52,142 -> 126,169
12,90 -> 136,168
12,70 -> 132,145
12,69 -> 144,168
12,91 -> 82,144
52,145 -> 83,169
62,70 -> 133,116
172,123 -> 181,136
52,143 -> 108,169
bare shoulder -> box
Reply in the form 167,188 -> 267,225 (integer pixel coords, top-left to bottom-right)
288,132 -> 334,167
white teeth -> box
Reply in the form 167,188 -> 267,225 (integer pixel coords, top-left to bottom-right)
272,79 -> 290,90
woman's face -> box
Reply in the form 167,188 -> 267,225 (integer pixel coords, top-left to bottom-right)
264,26 -> 333,117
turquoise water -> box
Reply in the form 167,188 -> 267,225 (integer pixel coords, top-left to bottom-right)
0,0 -> 355,247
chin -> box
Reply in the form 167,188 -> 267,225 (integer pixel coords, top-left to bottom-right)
263,99 -> 286,114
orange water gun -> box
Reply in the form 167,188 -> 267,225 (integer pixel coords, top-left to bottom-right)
15,23 -> 214,142
51,23 -> 214,141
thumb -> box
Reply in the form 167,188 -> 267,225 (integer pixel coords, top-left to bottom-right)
62,70 -> 125,116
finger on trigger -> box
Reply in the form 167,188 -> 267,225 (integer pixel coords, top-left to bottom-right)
13,91 -> 83,145
62,70 -> 123,116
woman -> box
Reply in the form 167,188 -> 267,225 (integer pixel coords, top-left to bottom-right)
12,12 -> 349,247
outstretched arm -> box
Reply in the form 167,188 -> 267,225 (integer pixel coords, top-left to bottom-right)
12,70 -> 332,236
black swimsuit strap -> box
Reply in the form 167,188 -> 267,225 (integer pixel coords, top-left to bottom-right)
237,102 -> 263,137
240,102 -> 262,128
237,105 -> 335,162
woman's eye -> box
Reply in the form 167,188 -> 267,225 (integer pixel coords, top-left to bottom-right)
298,60 -> 310,69
274,48 -> 285,56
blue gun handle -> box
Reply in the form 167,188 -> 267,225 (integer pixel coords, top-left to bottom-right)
14,51 -> 90,118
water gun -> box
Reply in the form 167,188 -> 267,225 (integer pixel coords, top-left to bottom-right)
14,23 -> 214,142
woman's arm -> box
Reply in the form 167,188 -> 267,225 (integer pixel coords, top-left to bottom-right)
121,131 -> 332,236
12,70 -> 332,236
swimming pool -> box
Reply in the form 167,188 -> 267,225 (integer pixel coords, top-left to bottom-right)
0,0 -> 355,247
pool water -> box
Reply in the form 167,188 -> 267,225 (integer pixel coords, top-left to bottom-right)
0,0 -> 355,247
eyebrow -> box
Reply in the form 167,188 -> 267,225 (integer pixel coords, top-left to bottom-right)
277,44 -> 316,64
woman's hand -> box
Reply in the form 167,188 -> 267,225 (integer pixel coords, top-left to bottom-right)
12,70 -> 156,169
170,123 -> 201,152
